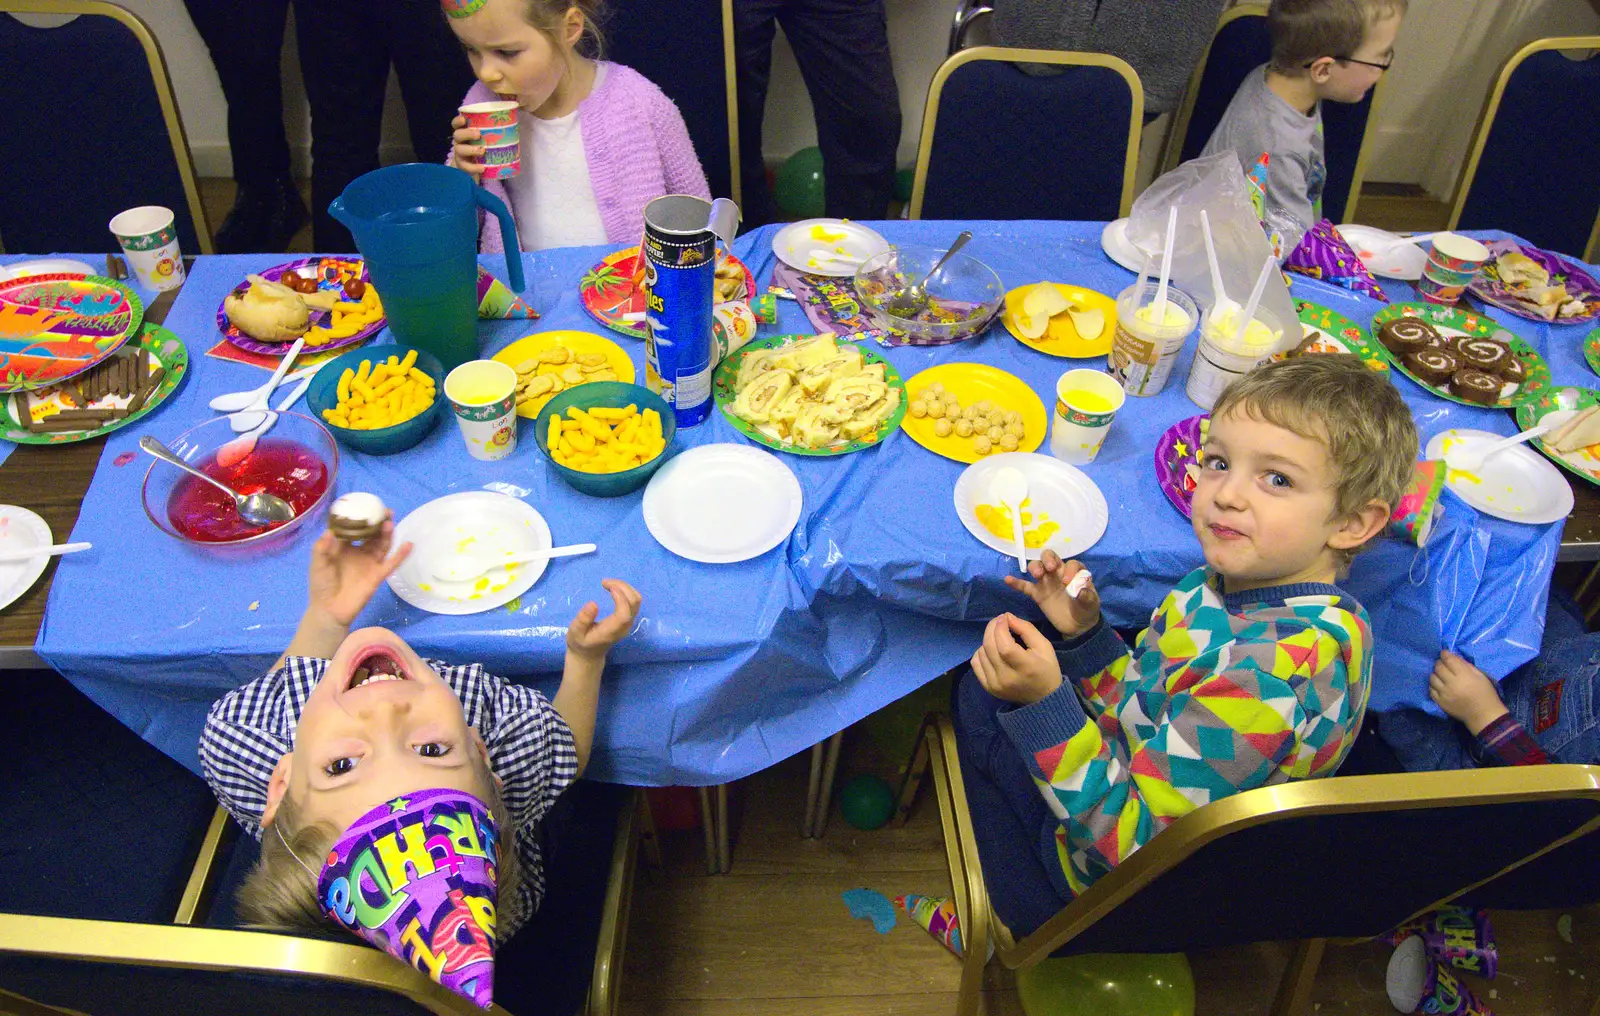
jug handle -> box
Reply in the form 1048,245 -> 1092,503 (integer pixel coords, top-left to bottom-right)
474,188 -> 527,293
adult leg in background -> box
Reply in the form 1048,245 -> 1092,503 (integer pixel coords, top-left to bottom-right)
732,0 -> 786,228
181,0 -> 307,251
290,0 -> 392,252
777,0 -> 900,221
390,0 -> 478,167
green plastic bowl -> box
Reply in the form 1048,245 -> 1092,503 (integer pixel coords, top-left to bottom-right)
306,345 -> 444,455
534,382 -> 676,497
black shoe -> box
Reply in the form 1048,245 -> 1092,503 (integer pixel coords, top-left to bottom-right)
214,177 -> 308,253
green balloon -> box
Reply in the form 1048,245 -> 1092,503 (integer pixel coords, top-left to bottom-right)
1017,953 -> 1195,1016
838,774 -> 896,830
895,167 -> 915,202
775,146 -> 826,219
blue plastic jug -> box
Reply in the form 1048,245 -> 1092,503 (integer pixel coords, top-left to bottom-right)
328,164 -> 524,371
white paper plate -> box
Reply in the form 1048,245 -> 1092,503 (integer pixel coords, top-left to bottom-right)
1334,224 -> 1428,281
388,491 -> 553,615
1099,218 -> 1157,274
772,218 -> 890,277
642,443 -> 802,563
1425,429 -> 1574,525
0,506 -> 53,612
952,452 -> 1108,562
0,259 -> 96,281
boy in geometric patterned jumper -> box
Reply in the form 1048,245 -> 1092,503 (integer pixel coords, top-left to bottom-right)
955,356 -> 1418,937
199,513 -> 639,997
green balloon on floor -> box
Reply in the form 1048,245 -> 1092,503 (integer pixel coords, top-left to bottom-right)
838,774 -> 896,830
1016,953 -> 1194,1016
895,167 -> 915,202
775,146 -> 826,219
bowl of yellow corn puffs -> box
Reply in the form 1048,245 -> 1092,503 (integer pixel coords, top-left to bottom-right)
307,345 -> 445,455
534,382 -> 676,497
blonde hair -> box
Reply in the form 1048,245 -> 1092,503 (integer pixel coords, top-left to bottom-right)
239,753 -> 524,940
1267,0 -> 1407,74
519,0 -> 606,57
1211,355 -> 1416,560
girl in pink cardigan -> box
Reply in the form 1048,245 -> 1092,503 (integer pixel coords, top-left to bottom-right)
446,0 -> 710,253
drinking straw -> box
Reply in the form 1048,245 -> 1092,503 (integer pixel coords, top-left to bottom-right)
1234,255 -> 1276,348
1153,205 -> 1178,320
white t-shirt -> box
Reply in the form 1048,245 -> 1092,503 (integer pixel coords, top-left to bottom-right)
507,64 -> 609,251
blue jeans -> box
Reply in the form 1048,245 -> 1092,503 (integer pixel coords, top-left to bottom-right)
1381,589 -> 1599,769
950,668 -> 1073,938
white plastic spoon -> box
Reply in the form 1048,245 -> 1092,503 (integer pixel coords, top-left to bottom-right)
216,372 -> 316,467
230,338 -> 304,431
1442,420 -> 1558,473
1200,209 -> 1240,329
0,541 -> 91,564
430,542 -> 598,583
1152,205 -> 1178,320
209,361 -> 319,413
990,467 -> 1029,572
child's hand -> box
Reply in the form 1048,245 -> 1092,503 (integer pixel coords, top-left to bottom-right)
971,613 -> 1063,705
1003,549 -> 1101,637
1429,650 -> 1508,734
566,579 -> 641,661
306,520 -> 411,628
451,115 -> 486,182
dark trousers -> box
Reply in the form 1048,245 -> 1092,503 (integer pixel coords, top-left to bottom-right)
181,0 -> 293,189
951,667 -> 1073,939
734,0 -> 901,226
290,0 -> 476,251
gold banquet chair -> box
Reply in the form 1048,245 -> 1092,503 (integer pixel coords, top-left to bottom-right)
0,789 -> 654,1016
895,713 -> 1600,1016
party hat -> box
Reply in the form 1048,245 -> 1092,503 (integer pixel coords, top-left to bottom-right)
318,788 -> 501,1007
442,0 -> 488,18
477,265 -> 538,319
897,893 -> 967,957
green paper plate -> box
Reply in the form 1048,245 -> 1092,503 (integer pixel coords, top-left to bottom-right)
1293,300 -> 1387,373
713,334 -> 907,456
1584,329 -> 1600,378
1,324 -> 187,444
1370,302 -> 1549,408
1516,386 -> 1600,487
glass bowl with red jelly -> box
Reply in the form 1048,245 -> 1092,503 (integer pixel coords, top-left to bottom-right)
141,412 -> 339,547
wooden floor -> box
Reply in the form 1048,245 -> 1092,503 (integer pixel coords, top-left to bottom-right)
198,176 -> 1591,1013
618,721 -> 1600,1016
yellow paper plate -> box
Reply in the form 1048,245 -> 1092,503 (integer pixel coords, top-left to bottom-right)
1001,283 -> 1117,358
493,330 -> 636,419
901,363 -> 1049,464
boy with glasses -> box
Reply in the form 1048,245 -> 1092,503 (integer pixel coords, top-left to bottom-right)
1202,0 -> 1405,244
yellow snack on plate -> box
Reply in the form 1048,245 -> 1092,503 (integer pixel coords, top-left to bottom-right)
324,354 -> 436,430
549,405 -> 664,474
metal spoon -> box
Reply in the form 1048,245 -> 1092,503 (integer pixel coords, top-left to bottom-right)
430,542 -> 598,583
139,436 -> 297,527
888,230 -> 972,318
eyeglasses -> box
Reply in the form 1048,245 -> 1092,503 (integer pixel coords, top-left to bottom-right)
1303,54 -> 1394,71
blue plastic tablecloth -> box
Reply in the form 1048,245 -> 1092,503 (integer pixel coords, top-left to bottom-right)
33,223 -> 1587,785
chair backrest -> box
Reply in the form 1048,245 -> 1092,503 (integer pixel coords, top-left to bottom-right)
0,1 -> 210,255
599,0 -> 740,205
1007,764 -> 1600,966
1160,3 -> 1376,224
910,47 -> 1143,221
1455,823 -> 1600,911
1450,38 -> 1600,261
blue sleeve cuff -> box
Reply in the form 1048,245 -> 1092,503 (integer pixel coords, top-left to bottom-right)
997,678 -> 1090,758
1056,622 -> 1127,680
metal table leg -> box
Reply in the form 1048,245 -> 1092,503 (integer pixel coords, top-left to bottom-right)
809,731 -> 844,838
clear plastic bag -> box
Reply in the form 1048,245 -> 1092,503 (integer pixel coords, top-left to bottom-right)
1127,152 -> 1297,352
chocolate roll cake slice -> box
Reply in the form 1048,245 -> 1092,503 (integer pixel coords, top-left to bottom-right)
1404,348 -> 1460,386
1500,352 -> 1527,383
1379,317 -> 1441,355
1456,335 -> 1511,374
1450,368 -> 1504,405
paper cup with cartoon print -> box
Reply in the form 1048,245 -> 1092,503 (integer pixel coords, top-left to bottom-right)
1050,368 -> 1125,465
108,205 -> 184,291
459,99 -> 519,129
445,359 -> 519,460
481,142 -> 522,180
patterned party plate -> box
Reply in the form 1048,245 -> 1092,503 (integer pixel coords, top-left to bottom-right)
1,324 -> 187,445
1289,300 -> 1388,372
580,246 -> 755,339
1586,329 -> 1600,377
1469,239 -> 1600,324
712,335 -> 907,456
900,363 -> 1048,464
1154,414 -> 1208,518
1000,283 -> 1117,358
492,330 -> 635,419
1516,386 -> 1600,488
0,273 -> 143,393
217,257 -> 382,356
1370,303 -> 1548,408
